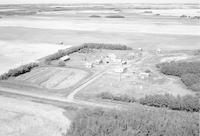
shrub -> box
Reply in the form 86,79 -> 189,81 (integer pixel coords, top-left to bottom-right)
113,94 -> 136,103
98,92 -> 136,103
66,108 -> 199,136
0,62 -> 39,80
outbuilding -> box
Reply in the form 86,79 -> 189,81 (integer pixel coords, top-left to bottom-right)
60,55 -> 70,61
114,67 -> 127,73
85,62 -> 94,68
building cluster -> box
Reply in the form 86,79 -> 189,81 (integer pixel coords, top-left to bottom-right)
59,48 -> 158,80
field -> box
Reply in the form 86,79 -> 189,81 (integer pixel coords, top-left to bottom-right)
0,3 -> 199,75
14,67 -> 89,89
0,41 -> 68,75
0,96 -> 71,136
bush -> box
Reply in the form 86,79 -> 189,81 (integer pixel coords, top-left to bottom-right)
66,108 -> 199,136
0,63 -> 39,80
98,92 -> 136,103
139,94 -> 200,112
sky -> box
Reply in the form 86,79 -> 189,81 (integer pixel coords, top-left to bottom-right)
0,0 -> 199,4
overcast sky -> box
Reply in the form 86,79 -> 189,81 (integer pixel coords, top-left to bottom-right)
0,0 -> 199,4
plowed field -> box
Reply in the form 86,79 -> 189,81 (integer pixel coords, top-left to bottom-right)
15,67 -> 88,89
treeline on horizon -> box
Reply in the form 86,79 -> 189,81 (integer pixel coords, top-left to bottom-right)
44,43 -> 131,62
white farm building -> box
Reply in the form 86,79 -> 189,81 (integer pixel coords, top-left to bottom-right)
60,55 -> 70,61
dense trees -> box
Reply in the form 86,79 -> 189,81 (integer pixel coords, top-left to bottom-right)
98,92 -> 200,112
139,94 -> 199,112
0,63 -> 39,80
67,108 -> 199,136
44,43 -> 131,62
157,61 -> 200,92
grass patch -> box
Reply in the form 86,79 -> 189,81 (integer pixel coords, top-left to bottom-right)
66,108 -> 199,136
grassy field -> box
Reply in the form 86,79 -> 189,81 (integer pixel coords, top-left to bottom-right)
0,40 -> 68,75
0,5 -> 199,74
0,96 -> 71,136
